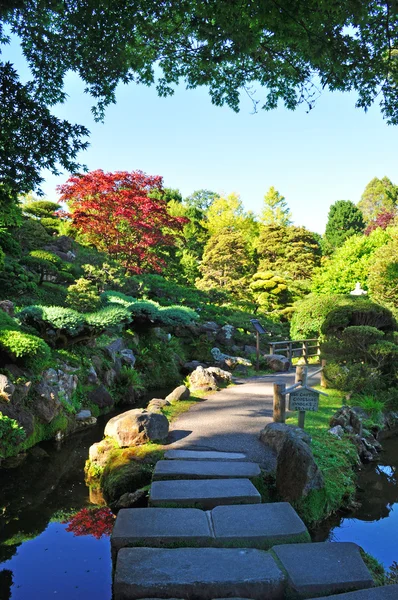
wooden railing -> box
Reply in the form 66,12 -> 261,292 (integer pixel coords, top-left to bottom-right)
269,339 -> 320,364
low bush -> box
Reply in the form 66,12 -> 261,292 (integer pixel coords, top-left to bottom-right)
0,414 -> 26,458
0,329 -> 51,371
0,309 -> 20,331
66,278 -> 101,312
85,305 -> 131,331
18,305 -> 86,337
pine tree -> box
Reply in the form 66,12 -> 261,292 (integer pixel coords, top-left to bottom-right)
323,200 -> 365,254
261,187 -> 292,226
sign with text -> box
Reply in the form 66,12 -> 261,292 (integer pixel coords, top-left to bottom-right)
289,388 -> 319,412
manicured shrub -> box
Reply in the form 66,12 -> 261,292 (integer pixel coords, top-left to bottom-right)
85,305 -> 131,331
157,305 -> 198,326
15,219 -> 52,250
66,278 -> 101,312
290,293 -> 345,340
18,305 -> 86,337
0,329 -> 51,371
0,257 -> 39,301
39,217 -> 60,234
0,230 -> 21,257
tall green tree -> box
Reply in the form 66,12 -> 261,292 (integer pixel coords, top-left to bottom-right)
323,200 -> 365,254
367,228 -> 398,317
257,225 -> 320,280
2,2 -> 398,219
250,271 -> 291,312
206,193 -> 259,244
185,190 -> 220,212
312,228 -> 391,295
261,187 -> 292,226
197,229 -> 253,297
357,177 -> 398,223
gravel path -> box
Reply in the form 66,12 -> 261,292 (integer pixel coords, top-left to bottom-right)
167,370 -> 317,471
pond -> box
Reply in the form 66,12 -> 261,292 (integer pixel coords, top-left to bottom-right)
1,414 -> 397,599
313,435 -> 398,572
0,415 -> 116,600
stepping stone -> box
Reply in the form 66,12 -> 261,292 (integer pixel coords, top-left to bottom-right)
153,459 -> 260,481
111,508 -> 213,555
211,503 -> 310,549
272,542 -> 374,599
149,478 -> 261,509
314,585 -> 398,599
165,449 -> 247,461
114,547 -> 286,600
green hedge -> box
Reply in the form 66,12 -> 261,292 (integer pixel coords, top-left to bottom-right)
0,329 -> 51,371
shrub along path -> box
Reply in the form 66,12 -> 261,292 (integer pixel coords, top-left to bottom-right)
167,370 -> 319,470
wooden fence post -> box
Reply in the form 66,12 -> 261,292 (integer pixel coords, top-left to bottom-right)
295,365 -> 304,384
320,359 -> 327,388
273,382 -> 286,423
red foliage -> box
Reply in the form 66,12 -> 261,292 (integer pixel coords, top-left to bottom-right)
364,211 -> 396,235
58,170 -> 187,273
64,507 -> 115,539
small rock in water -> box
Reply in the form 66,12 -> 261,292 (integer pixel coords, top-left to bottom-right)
76,409 -> 92,421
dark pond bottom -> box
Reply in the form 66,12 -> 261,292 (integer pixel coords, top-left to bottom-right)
312,435 -> 398,571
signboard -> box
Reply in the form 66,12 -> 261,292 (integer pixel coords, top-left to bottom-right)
289,388 -> 319,412
250,319 -> 267,334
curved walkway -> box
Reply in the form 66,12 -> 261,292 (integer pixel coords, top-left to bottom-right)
167,370 -> 318,471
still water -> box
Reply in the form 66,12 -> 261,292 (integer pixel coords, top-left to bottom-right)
314,435 -> 398,571
0,415 -> 117,600
1,416 -> 397,599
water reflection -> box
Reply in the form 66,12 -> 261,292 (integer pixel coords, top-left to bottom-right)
314,436 -> 398,569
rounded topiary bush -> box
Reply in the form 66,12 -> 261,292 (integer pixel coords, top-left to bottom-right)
0,329 -> 51,371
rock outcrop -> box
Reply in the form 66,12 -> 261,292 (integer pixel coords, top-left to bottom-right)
104,409 -> 169,446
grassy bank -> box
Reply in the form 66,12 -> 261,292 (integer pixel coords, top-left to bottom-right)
286,387 -> 358,525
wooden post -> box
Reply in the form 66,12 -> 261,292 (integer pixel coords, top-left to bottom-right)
273,382 -> 286,423
295,365 -> 304,383
256,331 -> 260,372
298,410 -> 306,429
302,341 -> 308,364
320,359 -> 327,388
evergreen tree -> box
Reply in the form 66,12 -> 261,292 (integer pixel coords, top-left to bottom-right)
250,271 -> 291,312
257,225 -> 320,279
261,187 -> 292,226
357,177 -> 398,223
197,229 -> 253,297
323,200 -> 365,254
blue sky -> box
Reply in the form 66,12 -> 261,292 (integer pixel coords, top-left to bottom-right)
4,34 -> 398,233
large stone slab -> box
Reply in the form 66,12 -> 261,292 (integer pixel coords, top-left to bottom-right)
313,585 -> 398,599
114,547 -> 286,600
272,542 -> 374,599
153,459 -> 260,481
149,478 -> 261,509
164,450 -> 247,461
111,508 -> 213,554
211,503 -> 310,549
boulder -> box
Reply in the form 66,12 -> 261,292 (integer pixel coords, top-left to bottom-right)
0,300 -> 14,316
147,398 -> 171,413
120,348 -> 136,368
244,345 -> 258,356
259,422 -> 311,456
104,367 -> 117,387
76,409 -> 92,421
188,366 -> 219,391
263,354 -> 291,372
0,374 -> 15,400
199,321 -> 219,333
105,338 -> 125,360
183,360 -> 208,373
112,489 -> 147,511
165,385 -> 190,402
104,409 -> 169,446
33,381 -> 62,423
276,434 -> 324,501
206,366 -> 233,385
210,347 -> 252,371
87,365 -> 99,384
328,425 -> 345,438
89,438 -> 116,467
215,324 -> 235,346
88,384 -> 114,409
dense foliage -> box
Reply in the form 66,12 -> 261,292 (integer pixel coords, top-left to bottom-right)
59,170 -> 187,273
323,200 -> 365,255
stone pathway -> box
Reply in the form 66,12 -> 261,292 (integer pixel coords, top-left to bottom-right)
167,371 -> 309,469
111,373 -> 397,599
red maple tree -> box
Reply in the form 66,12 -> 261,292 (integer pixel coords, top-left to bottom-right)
58,170 -> 187,273
365,210 -> 396,235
